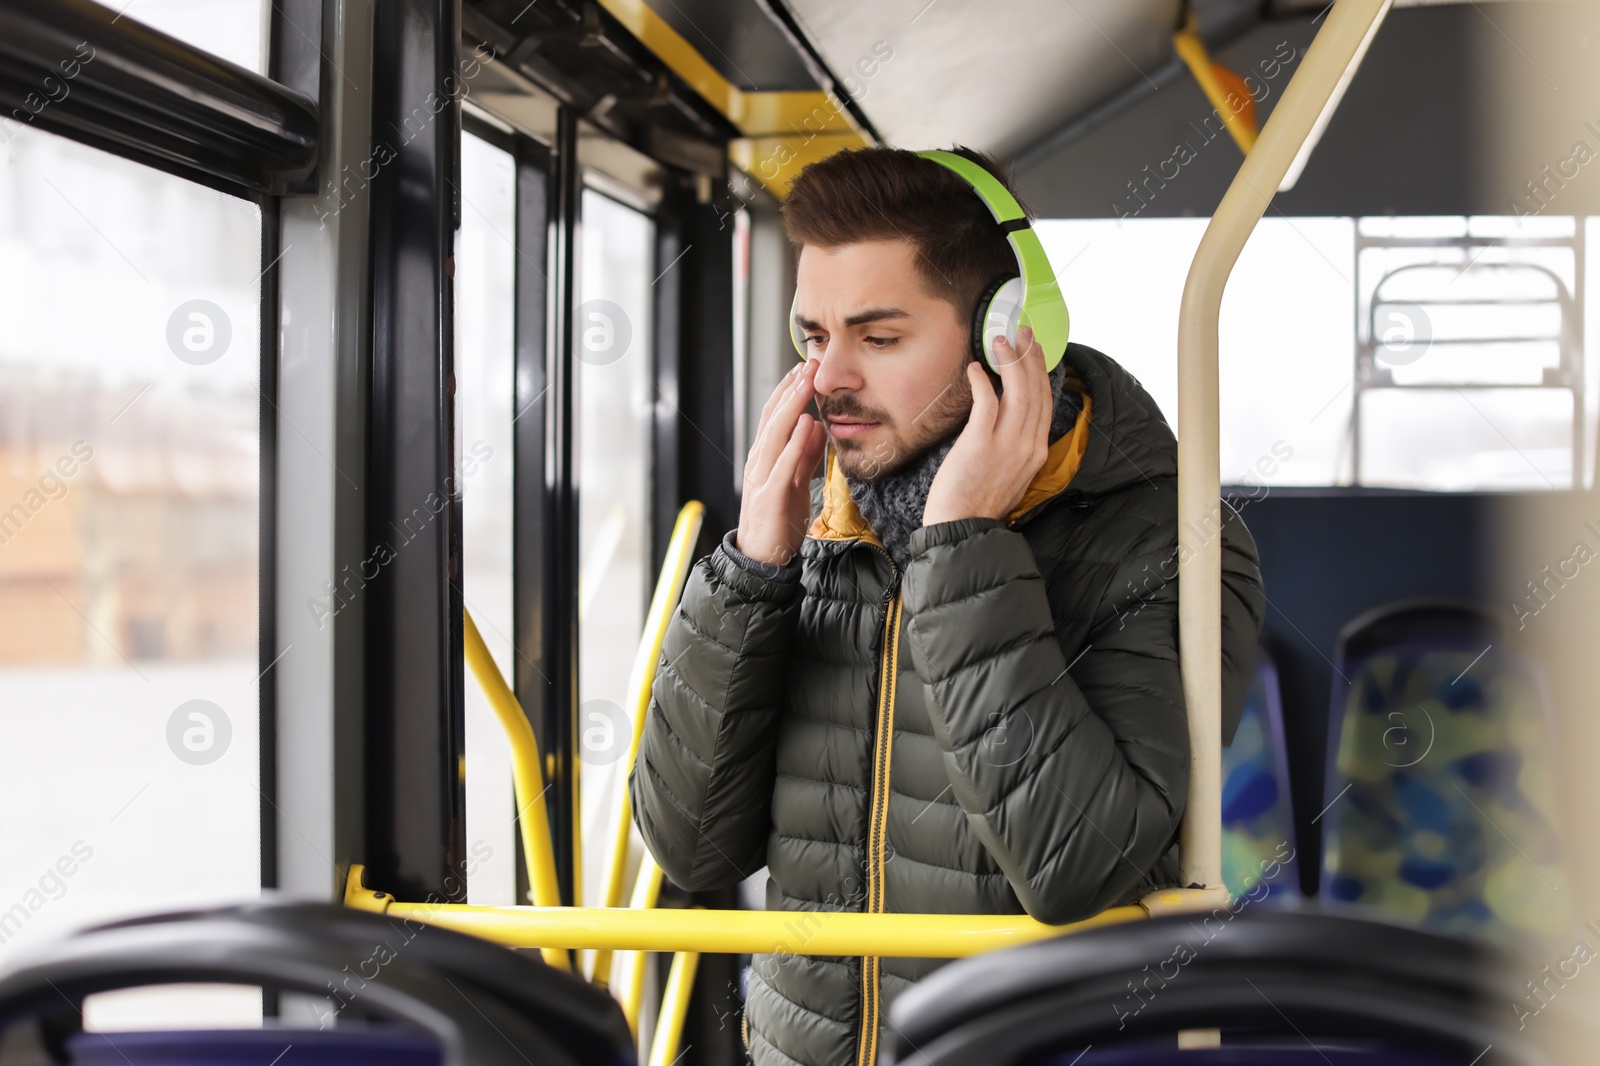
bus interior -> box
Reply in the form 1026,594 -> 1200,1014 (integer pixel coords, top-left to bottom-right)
1,0 -> 1599,1063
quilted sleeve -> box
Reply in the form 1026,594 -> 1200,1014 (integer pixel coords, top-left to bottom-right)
901,507 -> 1204,925
628,537 -> 803,892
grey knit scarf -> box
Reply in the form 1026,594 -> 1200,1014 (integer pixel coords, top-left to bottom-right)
847,358 -> 1083,571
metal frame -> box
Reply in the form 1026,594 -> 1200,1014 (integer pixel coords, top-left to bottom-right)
361,0 -> 467,905
649,194 -> 688,613
260,0 -> 325,905
1351,228 -> 1587,490
258,198 -> 282,902
511,120 -> 567,907
650,178 -> 740,575
261,0 -> 327,913
552,104 -> 584,908
1177,0 -> 1393,894
0,0 -> 316,196
270,0 -> 377,940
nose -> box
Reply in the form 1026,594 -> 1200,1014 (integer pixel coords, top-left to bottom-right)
809,340 -> 861,399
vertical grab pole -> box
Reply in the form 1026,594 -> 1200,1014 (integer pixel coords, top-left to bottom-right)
647,945 -> 702,1066
1176,0 -> 1391,892
592,500 -> 705,990
462,610 -> 572,971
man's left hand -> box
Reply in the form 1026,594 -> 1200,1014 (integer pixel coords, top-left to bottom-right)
923,324 -> 1053,527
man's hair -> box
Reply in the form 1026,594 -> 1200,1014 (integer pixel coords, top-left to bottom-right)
779,144 -> 1034,333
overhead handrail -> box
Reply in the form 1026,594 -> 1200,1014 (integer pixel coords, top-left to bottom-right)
1174,0 -> 1392,893
1172,15 -> 1258,155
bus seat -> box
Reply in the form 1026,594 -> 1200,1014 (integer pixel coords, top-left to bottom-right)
0,900 -> 636,1066
1221,647 -> 1301,906
882,909 -> 1547,1065
1319,599 -> 1568,949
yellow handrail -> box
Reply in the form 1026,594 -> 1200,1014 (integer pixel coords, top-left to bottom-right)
1172,16 -> 1258,156
343,870 -> 1148,956
648,945 -> 701,1066
1175,0 -> 1391,891
461,609 -> 570,971
621,853 -> 666,1034
592,502 -> 705,989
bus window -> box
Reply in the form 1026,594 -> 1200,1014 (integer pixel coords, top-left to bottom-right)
1354,214 -> 1587,491
89,0 -> 265,73
1039,213 -> 1596,492
0,122 -> 262,1026
575,187 -> 653,909
456,132 -> 518,906
1038,216 -> 1354,486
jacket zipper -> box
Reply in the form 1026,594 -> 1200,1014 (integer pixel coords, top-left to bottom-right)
857,547 -> 901,1066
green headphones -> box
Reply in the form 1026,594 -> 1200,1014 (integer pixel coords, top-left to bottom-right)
787,148 -> 1069,373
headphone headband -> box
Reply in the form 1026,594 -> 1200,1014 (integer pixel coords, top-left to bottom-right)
789,148 -> 1070,373
914,149 -> 1028,224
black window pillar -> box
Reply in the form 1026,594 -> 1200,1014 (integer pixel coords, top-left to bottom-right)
547,107 -> 582,908
653,180 -> 739,570
363,0 -> 464,905
512,123 -> 579,906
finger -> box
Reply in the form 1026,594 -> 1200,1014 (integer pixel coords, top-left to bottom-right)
966,359 -> 998,435
751,362 -> 806,456
989,333 -> 1026,436
997,326 -> 1046,442
793,417 -> 826,490
1031,329 -> 1053,439
772,410 -> 816,488
1017,326 -> 1049,442
991,326 -> 1027,373
750,359 -> 817,482
745,368 -> 800,486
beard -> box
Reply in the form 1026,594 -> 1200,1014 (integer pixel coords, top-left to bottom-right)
827,358 -> 974,484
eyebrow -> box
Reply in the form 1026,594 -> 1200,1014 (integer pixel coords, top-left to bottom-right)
794,306 -> 910,331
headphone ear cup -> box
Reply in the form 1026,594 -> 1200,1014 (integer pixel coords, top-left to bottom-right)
972,275 -> 1024,371
789,291 -> 806,359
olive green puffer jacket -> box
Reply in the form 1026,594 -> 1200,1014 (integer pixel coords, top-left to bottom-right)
630,343 -> 1266,1066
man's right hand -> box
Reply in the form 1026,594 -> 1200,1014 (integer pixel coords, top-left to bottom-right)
737,357 -> 826,567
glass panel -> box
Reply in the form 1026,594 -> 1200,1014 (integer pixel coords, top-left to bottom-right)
1359,388 -> 1575,491
0,126 -> 262,1024
456,133 -> 518,905
575,187 -> 653,912
1035,216 -> 1355,487
1373,260 -> 1564,387
89,0 -> 266,74
1037,214 -> 1595,491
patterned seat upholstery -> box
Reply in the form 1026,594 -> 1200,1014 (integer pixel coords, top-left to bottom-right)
1221,649 -> 1301,904
1319,600 -> 1567,949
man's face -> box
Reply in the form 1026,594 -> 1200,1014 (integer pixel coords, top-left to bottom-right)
794,240 -> 973,483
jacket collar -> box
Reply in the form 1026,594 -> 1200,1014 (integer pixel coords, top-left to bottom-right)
807,370 -> 1093,547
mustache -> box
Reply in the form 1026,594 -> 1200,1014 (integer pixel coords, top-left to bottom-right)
818,402 -> 884,423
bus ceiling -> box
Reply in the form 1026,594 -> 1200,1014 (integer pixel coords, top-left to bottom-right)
461,0 -> 1600,219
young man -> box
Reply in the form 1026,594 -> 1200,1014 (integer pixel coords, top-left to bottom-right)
629,145 -> 1267,1066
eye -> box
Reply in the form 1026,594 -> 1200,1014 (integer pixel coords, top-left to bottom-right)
865,336 -> 898,349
